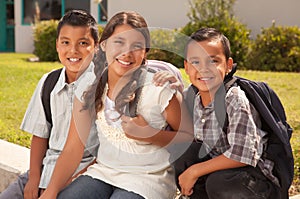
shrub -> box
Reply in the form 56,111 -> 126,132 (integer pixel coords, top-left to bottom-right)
147,29 -> 186,68
33,20 -> 59,61
246,23 -> 300,72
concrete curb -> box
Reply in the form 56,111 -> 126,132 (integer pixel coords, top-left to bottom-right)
0,139 -> 300,198
0,139 -> 29,192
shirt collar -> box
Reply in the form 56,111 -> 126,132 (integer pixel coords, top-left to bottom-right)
53,62 -> 95,94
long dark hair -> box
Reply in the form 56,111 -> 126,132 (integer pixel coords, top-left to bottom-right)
83,11 -> 150,117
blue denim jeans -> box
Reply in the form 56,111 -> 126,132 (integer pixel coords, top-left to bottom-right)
57,175 -> 145,199
0,171 -> 29,199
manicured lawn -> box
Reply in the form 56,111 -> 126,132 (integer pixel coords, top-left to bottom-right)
0,53 -> 61,147
0,53 -> 299,194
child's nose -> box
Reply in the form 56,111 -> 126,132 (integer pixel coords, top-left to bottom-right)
69,44 -> 78,53
120,45 -> 133,57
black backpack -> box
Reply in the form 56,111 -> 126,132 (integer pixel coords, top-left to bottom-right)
41,68 -> 63,127
184,67 -> 294,199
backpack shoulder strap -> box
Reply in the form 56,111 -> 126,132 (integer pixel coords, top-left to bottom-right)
41,68 -> 63,127
183,84 -> 198,119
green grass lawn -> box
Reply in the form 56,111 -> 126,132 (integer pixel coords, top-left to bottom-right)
0,53 -> 299,194
0,53 -> 61,147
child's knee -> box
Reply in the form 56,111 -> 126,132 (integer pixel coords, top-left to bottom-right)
205,169 -> 273,199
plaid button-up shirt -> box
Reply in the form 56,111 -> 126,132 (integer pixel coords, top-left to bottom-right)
193,85 -> 279,186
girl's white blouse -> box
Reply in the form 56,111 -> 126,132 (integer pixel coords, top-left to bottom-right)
84,72 -> 177,199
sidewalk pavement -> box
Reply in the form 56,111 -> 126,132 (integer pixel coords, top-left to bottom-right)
0,139 -> 29,192
0,138 -> 300,198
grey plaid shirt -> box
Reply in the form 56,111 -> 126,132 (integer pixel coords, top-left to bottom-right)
193,85 -> 279,186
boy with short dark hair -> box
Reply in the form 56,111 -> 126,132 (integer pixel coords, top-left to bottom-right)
0,10 -> 100,199
175,27 -> 279,198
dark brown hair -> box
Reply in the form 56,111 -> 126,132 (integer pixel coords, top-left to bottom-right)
57,9 -> 99,45
184,27 -> 231,60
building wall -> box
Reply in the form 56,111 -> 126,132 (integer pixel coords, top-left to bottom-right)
234,0 -> 300,38
14,0 -> 300,53
107,0 -> 190,29
14,0 -> 34,53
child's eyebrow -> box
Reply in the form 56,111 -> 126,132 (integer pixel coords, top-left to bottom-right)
112,36 -> 125,40
78,37 -> 91,41
58,36 -> 70,40
209,55 -> 221,59
187,56 -> 200,60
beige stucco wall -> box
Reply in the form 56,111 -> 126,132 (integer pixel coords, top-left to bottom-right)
107,0 -> 190,29
14,0 -> 300,53
234,0 -> 300,38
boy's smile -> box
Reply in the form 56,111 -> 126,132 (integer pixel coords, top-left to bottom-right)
56,25 -> 96,82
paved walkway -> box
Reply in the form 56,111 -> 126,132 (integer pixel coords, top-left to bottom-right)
0,139 -> 299,198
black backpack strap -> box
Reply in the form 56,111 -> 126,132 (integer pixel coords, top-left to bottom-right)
41,68 -> 63,127
213,76 -> 238,133
183,84 -> 198,120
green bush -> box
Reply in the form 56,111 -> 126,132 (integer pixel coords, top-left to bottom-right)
33,20 -> 104,62
147,29 -> 186,68
33,20 -> 59,61
246,23 -> 300,72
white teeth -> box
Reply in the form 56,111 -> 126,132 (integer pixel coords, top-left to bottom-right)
200,77 -> 211,81
118,59 -> 130,65
69,58 -> 79,62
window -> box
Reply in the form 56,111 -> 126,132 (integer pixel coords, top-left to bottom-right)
64,0 -> 90,13
22,0 -> 90,24
98,0 -> 107,23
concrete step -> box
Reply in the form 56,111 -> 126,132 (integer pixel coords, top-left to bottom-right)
0,138 -> 299,199
0,139 -> 29,192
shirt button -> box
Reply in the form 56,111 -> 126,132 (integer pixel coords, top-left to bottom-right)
201,118 -> 205,123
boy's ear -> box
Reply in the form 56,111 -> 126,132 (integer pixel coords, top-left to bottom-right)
55,39 -> 59,52
100,41 -> 106,52
184,60 -> 189,74
226,57 -> 234,73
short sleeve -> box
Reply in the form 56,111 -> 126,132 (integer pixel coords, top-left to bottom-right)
20,74 -> 50,138
138,72 -> 176,129
223,86 -> 266,166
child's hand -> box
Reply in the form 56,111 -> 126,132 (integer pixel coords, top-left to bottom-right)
24,178 -> 40,199
121,115 -> 157,141
178,166 -> 198,197
153,71 -> 184,92
38,189 -> 58,199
